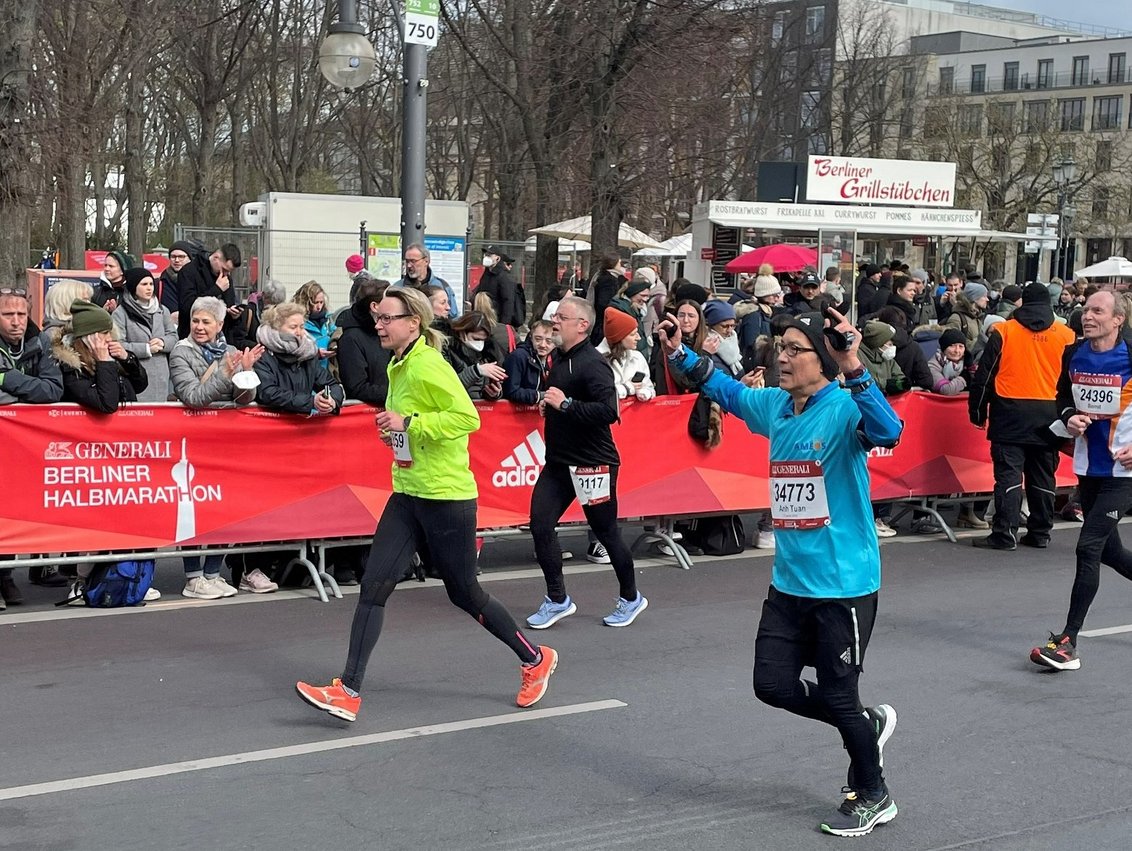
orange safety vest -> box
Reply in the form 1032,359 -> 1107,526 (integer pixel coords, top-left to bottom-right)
993,320 -> 1075,401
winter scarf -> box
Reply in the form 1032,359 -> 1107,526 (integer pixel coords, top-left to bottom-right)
256,324 -> 318,362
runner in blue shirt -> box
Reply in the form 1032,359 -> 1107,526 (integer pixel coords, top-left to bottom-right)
659,306 -> 903,838
1031,290 -> 1132,672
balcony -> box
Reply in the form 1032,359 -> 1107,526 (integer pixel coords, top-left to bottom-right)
928,67 -> 1132,96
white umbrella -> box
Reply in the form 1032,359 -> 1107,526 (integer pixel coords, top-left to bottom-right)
1074,256 -> 1132,278
529,215 -> 664,250
524,235 -> 590,253
633,233 -> 691,257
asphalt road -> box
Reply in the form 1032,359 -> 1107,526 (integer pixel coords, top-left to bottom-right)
3,524 -> 1132,850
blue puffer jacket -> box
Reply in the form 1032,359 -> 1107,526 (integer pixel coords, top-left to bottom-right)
304,315 -> 336,368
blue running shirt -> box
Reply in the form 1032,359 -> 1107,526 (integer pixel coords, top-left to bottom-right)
1069,341 -> 1132,477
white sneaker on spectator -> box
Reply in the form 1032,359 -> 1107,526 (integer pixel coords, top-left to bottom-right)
144,587 -> 161,602
755,531 -> 776,549
66,580 -> 87,606
874,518 -> 898,538
239,568 -> 279,594
182,576 -> 223,600
208,576 -> 239,598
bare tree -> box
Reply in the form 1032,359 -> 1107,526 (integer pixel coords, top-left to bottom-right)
0,1 -> 38,278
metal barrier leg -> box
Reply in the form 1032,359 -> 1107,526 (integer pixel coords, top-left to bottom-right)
284,555 -> 329,603
632,519 -> 692,570
316,545 -> 343,599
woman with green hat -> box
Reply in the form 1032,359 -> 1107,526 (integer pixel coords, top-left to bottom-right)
52,299 -> 147,412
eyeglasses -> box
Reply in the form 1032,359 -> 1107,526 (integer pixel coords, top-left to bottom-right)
775,341 -> 818,358
552,314 -> 583,323
530,335 -> 554,344
374,313 -> 412,324
0,287 -> 28,297
676,312 -> 699,321
169,252 -> 189,260
405,257 -> 426,264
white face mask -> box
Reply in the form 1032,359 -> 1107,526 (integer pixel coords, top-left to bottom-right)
481,256 -> 496,268
464,337 -> 485,352
880,343 -> 897,362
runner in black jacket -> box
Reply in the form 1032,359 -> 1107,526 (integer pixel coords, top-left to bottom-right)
525,296 -> 648,630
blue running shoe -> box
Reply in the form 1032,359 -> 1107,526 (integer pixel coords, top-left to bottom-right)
602,593 -> 648,627
526,596 -> 576,629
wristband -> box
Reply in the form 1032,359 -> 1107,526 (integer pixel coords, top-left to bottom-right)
666,345 -> 688,364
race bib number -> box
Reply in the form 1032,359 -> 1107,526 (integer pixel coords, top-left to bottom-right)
769,460 -> 830,530
570,465 -> 611,506
1071,372 -> 1122,419
390,430 -> 413,468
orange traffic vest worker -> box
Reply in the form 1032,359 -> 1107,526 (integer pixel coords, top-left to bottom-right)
968,282 -> 1075,550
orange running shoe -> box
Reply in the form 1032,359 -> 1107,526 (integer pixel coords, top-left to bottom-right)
516,646 -> 558,708
295,677 -> 361,722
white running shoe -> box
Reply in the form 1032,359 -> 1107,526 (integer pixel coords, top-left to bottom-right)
239,568 -> 279,594
755,530 -> 776,549
182,576 -> 224,600
874,518 -> 898,538
208,576 -> 239,598
144,587 -> 161,602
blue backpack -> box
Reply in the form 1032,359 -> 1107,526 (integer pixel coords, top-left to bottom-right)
57,560 -> 155,608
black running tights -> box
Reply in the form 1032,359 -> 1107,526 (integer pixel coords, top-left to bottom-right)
341,493 -> 539,692
1064,476 -> 1132,641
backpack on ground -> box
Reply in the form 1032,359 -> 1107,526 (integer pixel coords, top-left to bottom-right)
56,560 -> 155,608
683,515 -> 746,556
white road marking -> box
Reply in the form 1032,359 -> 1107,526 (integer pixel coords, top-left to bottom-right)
0,699 -> 626,801
1079,624 -> 1132,638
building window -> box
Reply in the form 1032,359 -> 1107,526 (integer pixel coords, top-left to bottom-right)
1093,187 -> 1109,216
1059,97 -> 1085,131
1097,140 -> 1113,172
924,105 -> 949,136
801,90 -> 822,129
939,66 -> 954,95
900,108 -> 914,139
1094,95 -> 1123,130
958,104 -> 983,134
1071,56 -> 1089,86
1024,100 -> 1050,133
1037,59 -> 1053,89
772,11 -> 786,44
1109,53 -> 1127,84
816,50 -> 832,85
971,64 -> 986,94
805,5 -> 825,40
902,67 -> 916,99
1003,62 -> 1019,91
987,101 -> 1015,135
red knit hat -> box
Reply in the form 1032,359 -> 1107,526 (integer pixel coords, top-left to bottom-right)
345,254 -> 365,274
603,307 -> 638,346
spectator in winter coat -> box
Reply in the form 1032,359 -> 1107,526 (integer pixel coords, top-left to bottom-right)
169,296 -> 262,409
608,279 -> 652,358
928,327 -> 970,395
874,306 -> 932,391
944,283 -> 988,356
396,243 -> 458,319
427,285 -> 451,321
112,267 -> 178,402
935,272 -> 964,324
502,319 -> 555,405
587,251 -> 628,344
54,300 -> 148,412
905,268 -> 938,327
92,250 -> 136,314
0,285 -> 63,406
783,272 -> 836,316
859,320 -> 907,396
598,307 -> 655,401
855,264 -> 886,316
475,245 -> 517,328
473,292 -> 518,358
176,243 -> 241,339
651,300 -> 706,394
159,241 -> 197,324
702,299 -> 746,378
444,310 -> 506,400
253,302 -> 343,416
736,274 -> 783,353
336,279 -> 392,407
293,281 -> 336,369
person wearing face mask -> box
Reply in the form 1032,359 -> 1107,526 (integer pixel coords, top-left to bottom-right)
443,310 -> 506,400
475,245 -> 516,328
859,321 -> 906,397
111,267 -> 179,402
587,251 -> 627,345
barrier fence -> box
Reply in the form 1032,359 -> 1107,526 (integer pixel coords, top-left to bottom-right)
0,394 -> 1076,557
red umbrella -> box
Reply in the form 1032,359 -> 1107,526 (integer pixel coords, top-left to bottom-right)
724,243 -> 818,274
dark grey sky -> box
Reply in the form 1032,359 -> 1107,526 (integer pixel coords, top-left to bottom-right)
986,0 -> 1131,33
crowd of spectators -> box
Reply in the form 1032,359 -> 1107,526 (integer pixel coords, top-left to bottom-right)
0,246 -> 1099,609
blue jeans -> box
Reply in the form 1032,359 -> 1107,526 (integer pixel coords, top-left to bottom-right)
183,555 -> 224,578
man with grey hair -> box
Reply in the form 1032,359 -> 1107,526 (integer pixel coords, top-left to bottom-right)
396,243 -> 458,318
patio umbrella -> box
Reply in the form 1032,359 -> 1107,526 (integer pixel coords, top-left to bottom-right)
725,243 -> 818,274
1074,256 -> 1132,279
633,233 -> 691,257
529,215 -> 665,251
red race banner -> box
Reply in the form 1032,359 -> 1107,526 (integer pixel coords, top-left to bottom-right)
0,395 -> 1075,556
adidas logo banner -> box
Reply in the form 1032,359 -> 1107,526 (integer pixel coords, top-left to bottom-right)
492,430 -> 547,488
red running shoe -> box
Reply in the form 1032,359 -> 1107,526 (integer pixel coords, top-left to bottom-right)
295,677 -> 361,721
517,646 -> 558,708
1030,633 -> 1081,671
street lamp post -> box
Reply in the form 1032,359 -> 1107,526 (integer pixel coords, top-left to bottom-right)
1051,157 -> 1076,281
320,1 -> 428,252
